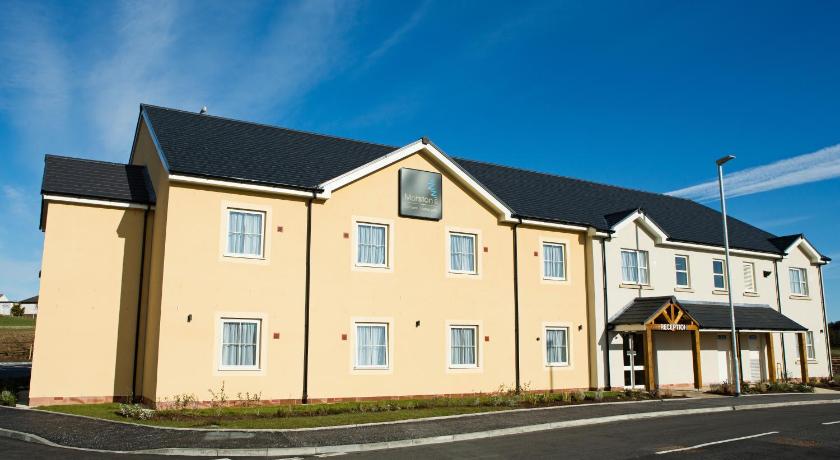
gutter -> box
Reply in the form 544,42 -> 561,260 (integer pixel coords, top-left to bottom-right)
818,265 -> 833,378
773,260 -> 788,378
131,208 -> 150,402
512,219 -> 521,393
302,191 -> 316,403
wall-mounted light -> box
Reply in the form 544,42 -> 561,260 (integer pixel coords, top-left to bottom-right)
187,314 -> 192,323
415,320 -> 421,327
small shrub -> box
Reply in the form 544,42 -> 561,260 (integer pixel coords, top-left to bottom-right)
170,393 -> 198,410
208,381 -> 228,416
10,304 -> 23,317
560,391 -> 572,403
0,390 -> 16,406
118,403 -> 155,420
571,390 -> 586,402
593,390 -> 604,402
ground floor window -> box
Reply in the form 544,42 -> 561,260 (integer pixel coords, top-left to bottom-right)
356,323 -> 389,368
449,325 -> 478,368
806,331 -> 815,360
545,327 -> 569,366
220,319 -> 260,370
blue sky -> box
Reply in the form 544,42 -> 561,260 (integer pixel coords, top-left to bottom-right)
1,1 -> 838,318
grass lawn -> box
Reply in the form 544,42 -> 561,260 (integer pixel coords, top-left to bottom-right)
0,316 -> 35,328
40,391 -> 634,429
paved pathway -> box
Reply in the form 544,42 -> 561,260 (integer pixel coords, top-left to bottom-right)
0,393 -> 838,452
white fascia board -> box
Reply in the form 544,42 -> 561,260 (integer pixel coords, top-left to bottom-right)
518,219 -> 589,233
661,240 -> 781,259
43,194 -> 150,210
611,210 -> 668,243
141,108 -> 171,172
318,139 -> 514,221
782,236 -> 824,264
168,174 -> 316,198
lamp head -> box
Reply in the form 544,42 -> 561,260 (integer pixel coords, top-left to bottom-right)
716,155 -> 736,166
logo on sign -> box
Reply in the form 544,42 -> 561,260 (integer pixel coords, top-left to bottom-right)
399,168 -> 443,220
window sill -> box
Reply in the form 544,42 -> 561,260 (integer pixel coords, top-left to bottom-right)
217,367 -> 261,372
355,263 -> 389,269
449,271 -> 479,276
354,366 -> 390,371
449,365 -> 479,370
712,290 -> 729,295
674,287 -> 693,293
542,277 -> 568,282
545,363 -> 570,368
619,283 -> 653,290
789,295 -> 811,301
223,253 -> 266,261
743,292 -> 759,297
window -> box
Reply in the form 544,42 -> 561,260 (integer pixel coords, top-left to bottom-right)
789,268 -> 809,296
543,243 -> 566,280
675,255 -> 690,288
621,249 -> 649,285
356,323 -> 388,368
226,209 -> 264,257
806,331 -> 815,360
356,223 -> 388,267
449,326 -> 478,368
449,233 -> 477,274
743,262 -> 756,293
220,319 -> 260,370
712,259 -> 727,290
546,327 -> 569,366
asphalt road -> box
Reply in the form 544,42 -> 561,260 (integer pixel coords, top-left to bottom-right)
0,403 -> 838,458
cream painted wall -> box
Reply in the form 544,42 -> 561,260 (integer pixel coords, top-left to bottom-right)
777,245 -> 830,379
599,218 -> 791,388
517,225 -> 591,392
30,203 -> 146,405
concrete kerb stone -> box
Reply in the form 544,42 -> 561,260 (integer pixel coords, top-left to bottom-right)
1,399 -> 838,457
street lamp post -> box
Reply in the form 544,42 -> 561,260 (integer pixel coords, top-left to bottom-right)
717,154 -> 741,396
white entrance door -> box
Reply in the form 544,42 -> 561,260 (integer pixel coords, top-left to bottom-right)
623,333 -> 645,389
716,334 -> 730,383
747,335 -> 761,382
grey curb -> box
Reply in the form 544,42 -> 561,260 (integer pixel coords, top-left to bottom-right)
1,399 -> 838,457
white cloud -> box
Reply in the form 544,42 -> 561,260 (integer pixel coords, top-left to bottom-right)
365,1 -> 430,64
668,143 -> 840,202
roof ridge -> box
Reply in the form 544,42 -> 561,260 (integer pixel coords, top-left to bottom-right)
140,104 -> 402,151
45,154 -> 145,169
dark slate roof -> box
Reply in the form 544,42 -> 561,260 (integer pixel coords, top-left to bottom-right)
19,296 -> 38,304
610,296 -> 806,331
142,104 -> 396,190
42,155 -> 155,205
455,159 -> 781,254
139,104 -> 795,255
769,234 -> 802,253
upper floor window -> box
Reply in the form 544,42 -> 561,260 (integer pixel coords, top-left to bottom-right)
219,319 -> 260,370
226,209 -> 265,258
543,243 -> 566,280
356,223 -> 388,267
789,268 -> 809,296
355,323 -> 389,369
545,327 -> 569,366
712,259 -> 727,290
743,262 -> 756,293
675,255 -> 690,288
449,232 -> 477,274
449,325 -> 478,368
621,249 -> 649,285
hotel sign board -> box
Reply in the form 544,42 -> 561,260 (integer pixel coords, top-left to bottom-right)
399,168 -> 442,220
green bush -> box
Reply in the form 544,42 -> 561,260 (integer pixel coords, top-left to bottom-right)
0,390 -> 16,406
10,304 -> 23,317
118,403 -> 155,420
571,390 -> 586,402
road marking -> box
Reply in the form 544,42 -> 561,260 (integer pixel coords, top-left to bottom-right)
317,454 -> 346,457
822,420 -> 840,425
655,431 -> 779,454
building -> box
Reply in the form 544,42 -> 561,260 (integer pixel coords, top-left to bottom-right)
18,296 -> 39,317
28,105 -> 831,407
0,294 -> 12,316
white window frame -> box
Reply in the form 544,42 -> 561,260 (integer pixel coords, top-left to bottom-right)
545,326 -> 570,367
218,318 -> 261,371
620,249 -> 650,285
448,325 -> 479,369
354,322 -> 389,370
674,255 -> 690,288
789,267 -> 809,296
542,242 -> 567,281
355,222 -> 389,268
712,259 -> 727,290
806,331 -> 816,360
743,261 -> 757,293
224,208 -> 266,259
449,232 -> 478,274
